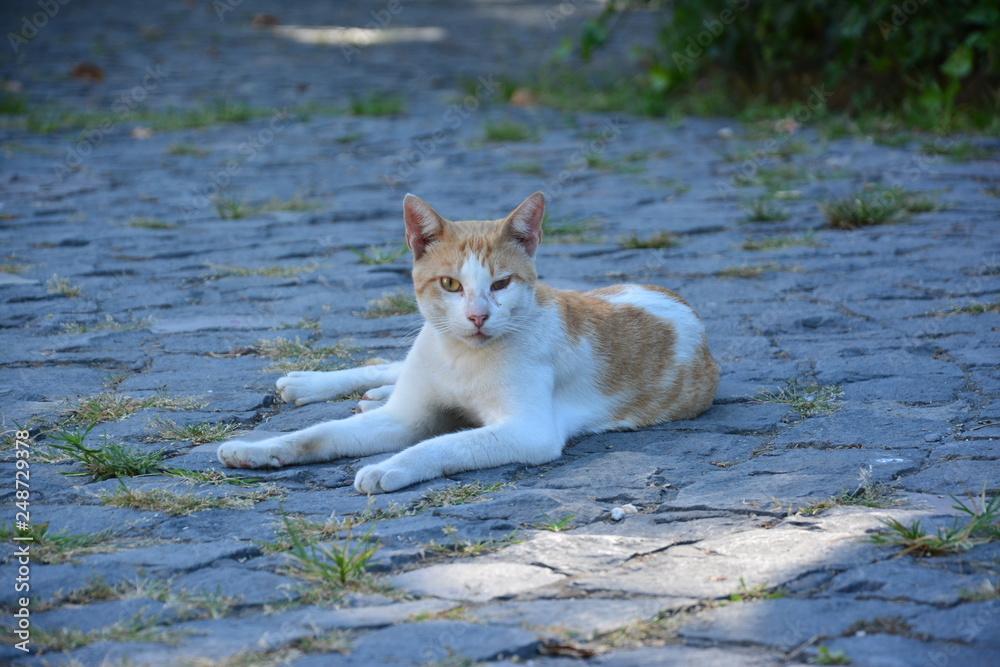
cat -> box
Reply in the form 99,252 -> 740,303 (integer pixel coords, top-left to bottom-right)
217,192 -> 719,493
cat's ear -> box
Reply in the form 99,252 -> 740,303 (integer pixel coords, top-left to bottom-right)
503,191 -> 545,257
403,194 -> 447,260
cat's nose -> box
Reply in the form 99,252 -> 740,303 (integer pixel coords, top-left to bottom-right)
469,314 -> 489,329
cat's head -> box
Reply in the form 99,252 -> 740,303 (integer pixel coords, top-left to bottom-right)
403,192 -> 545,348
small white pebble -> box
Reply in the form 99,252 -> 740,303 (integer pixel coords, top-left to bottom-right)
610,504 -> 639,521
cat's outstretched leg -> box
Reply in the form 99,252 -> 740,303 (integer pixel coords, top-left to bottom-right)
277,362 -> 402,406
217,404 -> 432,469
354,420 -> 564,494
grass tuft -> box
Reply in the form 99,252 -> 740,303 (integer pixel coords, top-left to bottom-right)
214,193 -> 249,219
0,522 -> 117,564
356,290 -> 420,319
165,467 -> 263,487
1,254 -> 29,274
31,612 -> 182,652
483,119 -> 537,142
352,245 -> 408,265
811,646 -> 853,665
0,91 -> 29,114
214,193 -> 320,220
542,213 -> 604,244
165,143 -> 209,157
867,484 -> 1000,557
741,231 -> 820,251
63,392 -> 207,425
254,336 -> 354,373
719,262 -> 789,279
62,313 -> 152,334
620,231 -> 680,249
148,417 -> 244,445
798,467 -> 903,516
920,139 -> 993,161
44,423 -> 165,479
532,512 -> 576,532
960,580 -> 1000,602
753,377 -> 843,417
823,185 -> 941,230
40,575 -> 157,609
278,513 -> 387,602
263,482 -> 509,553
128,217 -> 176,229
47,274 -> 84,297
350,92 -> 405,116
743,198 -> 790,222
101,481 -> 281,515
933,300 -> 1000,316
727,577 -> 785,603
424,525 -> 522,558
412,481 -> 510,512
584,155 -> 644,174
205,261 -> 321,280
506,160 -> 545,175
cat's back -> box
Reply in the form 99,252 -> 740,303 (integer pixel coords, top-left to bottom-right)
537,282 -> 718,431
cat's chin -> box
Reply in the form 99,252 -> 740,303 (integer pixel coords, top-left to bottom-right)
460,331 -> 496,348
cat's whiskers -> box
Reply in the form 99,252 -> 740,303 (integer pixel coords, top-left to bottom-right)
426,315 -> 456,338
397,321 -> 426,348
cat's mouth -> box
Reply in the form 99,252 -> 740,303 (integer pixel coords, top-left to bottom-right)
465,329 -> 493,345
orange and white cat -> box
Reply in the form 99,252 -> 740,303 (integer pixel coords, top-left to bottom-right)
218,192 -> 719,493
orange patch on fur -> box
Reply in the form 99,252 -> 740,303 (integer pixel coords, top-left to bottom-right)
538,283 -> 718,427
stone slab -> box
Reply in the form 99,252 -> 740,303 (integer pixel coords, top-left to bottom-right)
391,561 -> 566,603
677,598 -> 927,651
474,596 -> 695,640
339,620 -> 539,665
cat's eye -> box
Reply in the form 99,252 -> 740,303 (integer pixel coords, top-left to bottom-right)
440,277 -> 462,292
491,277 -> 511,291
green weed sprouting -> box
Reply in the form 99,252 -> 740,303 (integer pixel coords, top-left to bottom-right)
280,512 -> 383,597
867,485 -> 1000,557
823,185 -> 940,230
45,424 -> 164,480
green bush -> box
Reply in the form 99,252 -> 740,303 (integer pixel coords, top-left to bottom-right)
583,0 -> 1000,129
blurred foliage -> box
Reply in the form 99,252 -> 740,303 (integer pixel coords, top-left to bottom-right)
576,0 -> 999,131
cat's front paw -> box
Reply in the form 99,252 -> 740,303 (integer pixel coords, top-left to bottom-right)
276,371 -> 330,406
354,462 -> 416,494
217,439 -> 288,469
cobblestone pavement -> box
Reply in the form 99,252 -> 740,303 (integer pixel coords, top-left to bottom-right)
2,1 -> 999,665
